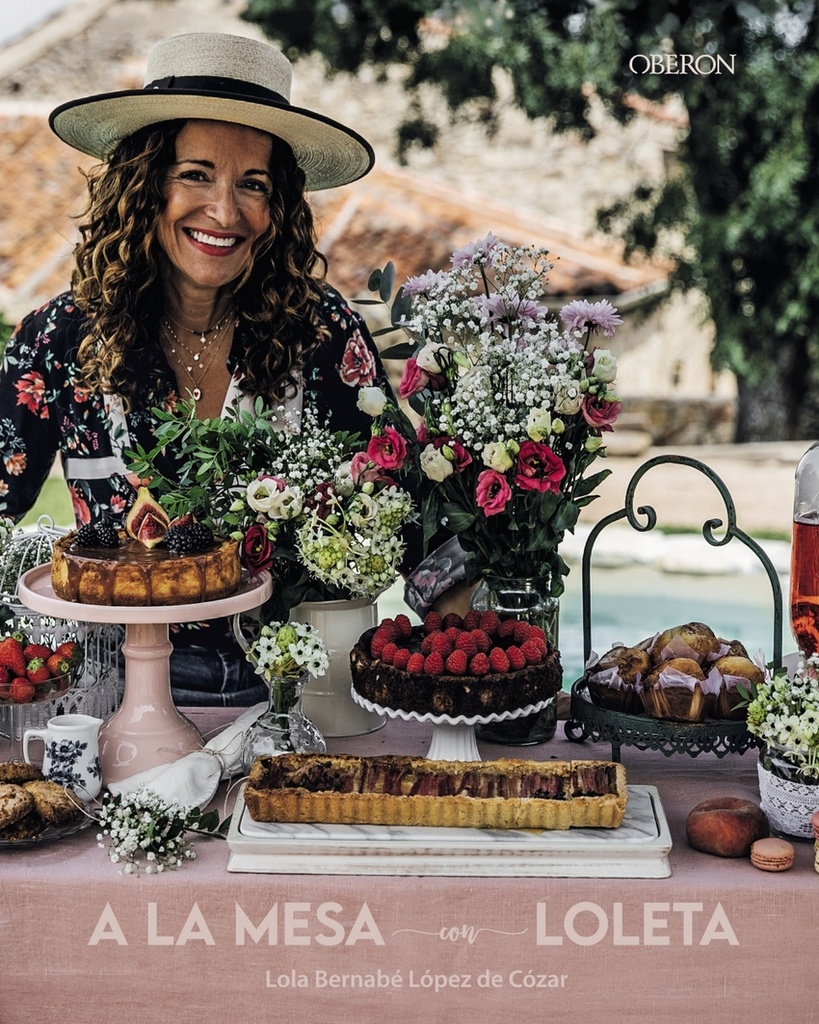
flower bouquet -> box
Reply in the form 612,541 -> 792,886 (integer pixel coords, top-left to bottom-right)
358,233 -> 623,605
239,619 -> 330,763
128,398 -> 414,620
741,656 -> 819,838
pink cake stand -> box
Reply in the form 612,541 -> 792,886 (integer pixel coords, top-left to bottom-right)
18,565 -> 272,783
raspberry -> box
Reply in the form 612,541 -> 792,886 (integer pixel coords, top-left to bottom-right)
421,633 -> 436,654
378,618 -> 399,641
441,613 -> 464,630
469,653 -> 491,676
506,645 -> 527,671
445,649 -> 468,674
423,611 -> 443,634
394,613 -> 413,639
429,632 -> 454,657
462,609 -> 482,630
520,639 -> 543,665
479,610 -> 501,636
488,647 -> 511,673
455,632 -> 479,658
381,641 -> 398,664
392,647 -> 411,670
370,628 -> 392,658
470,628 -> 491,653
444,626 -> 462,642
407,652 -> 426,673
497,618 -> 518,640
424,652 -> 445,675
513,621 -> 533,645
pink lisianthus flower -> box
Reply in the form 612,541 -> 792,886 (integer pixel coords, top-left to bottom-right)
401,271 -> 449,297
451,232 -> 501,270
559,299 -> 623,338
445,440 -> 473,473
580,393 -> 622,432
241,523 -> 274,578
366,427 -> 408,471
514,440 -> 566,493
398,357 -> 429,399
476,469 -> 513,516
476,293 -> 544,330
350,451 -> 394,487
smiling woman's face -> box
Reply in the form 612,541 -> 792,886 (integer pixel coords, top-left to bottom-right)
156,119 -> 274,296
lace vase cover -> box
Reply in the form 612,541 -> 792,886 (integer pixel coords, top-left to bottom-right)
757,761 -> 819,839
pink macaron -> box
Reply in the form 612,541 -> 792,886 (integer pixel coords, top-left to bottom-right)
750,837 -> 795,872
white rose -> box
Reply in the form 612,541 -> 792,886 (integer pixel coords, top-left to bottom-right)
420,444 -> 454,482
481,441 -> 514,472
334,460 -> 355,497
415,342 -> 447,373
592,349 -> 617,383
356,386 -> 388,417
526,407 -> 552,442
554,385 -> 582,416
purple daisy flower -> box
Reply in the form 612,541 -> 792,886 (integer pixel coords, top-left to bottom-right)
476,293 -> 544,329
450,232 -> 502,269
560,299 -> 623,337
401,270 -> 450,297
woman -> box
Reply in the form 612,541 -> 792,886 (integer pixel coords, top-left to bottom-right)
0,32 -> 406,705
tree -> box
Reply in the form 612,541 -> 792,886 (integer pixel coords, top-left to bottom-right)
243,0 -> 819,441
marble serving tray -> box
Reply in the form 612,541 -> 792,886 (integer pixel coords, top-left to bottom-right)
226,784 -> 672,878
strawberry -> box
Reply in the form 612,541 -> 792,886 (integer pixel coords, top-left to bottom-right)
506,644 -> 527,671
455,631 -> 479,658
47,653 -> 72,677
479,610 -> 501,636
54,641 -> 82,666
381,641 -> 399,665
497,618 -> 518,640
0,666 -> 9,686
23,642 -> 53,663
423,652 -> 445,675
444,649 -> 468,675
0,684 -> 11,701
422,611 -> 443,634
407,652 -> 426,674
441,613 -> 464,630
0,637 -> 26,677
520,639 -> 543,665
488,646 -> 511,673
9,677 -> 36,703
394,613 -> 413,639
25,658 -> 51,684
392,647 -> 411,671
470,628 -> 491,653
469,652 -> 491,676
462,609 -> 482,630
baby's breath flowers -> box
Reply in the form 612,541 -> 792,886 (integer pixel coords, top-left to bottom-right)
361,234 -> 623,597
742,655 -> 819,778
93,788 -> 226,875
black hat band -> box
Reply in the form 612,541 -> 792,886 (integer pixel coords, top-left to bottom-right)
147,75 -> 288,106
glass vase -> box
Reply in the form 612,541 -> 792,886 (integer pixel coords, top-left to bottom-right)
472,575 -> 560,746
241,670 -> 326,771
757,746 -> 819,840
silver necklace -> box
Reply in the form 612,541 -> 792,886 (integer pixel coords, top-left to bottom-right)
160,314 -> 234,402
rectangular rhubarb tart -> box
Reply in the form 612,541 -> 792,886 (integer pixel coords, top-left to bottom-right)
243,754 -> 628,830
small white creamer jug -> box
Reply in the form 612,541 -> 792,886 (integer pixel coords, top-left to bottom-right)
23,713 -> 103,801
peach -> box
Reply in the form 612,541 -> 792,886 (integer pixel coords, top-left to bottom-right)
685,797 -> 770,857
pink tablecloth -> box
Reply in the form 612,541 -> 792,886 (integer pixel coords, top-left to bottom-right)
1,708 -> 815,1024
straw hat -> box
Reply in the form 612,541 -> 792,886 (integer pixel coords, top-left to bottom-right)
49,32 -> 374,191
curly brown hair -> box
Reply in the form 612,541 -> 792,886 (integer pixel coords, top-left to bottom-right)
71,120 -> 329,406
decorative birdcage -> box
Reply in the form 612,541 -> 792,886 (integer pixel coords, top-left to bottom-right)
0,516 -> 121,743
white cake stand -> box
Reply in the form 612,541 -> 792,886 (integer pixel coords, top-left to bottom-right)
18,565 -> 271,783
351,690 -> 555,761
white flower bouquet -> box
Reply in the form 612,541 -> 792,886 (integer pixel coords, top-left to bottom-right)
358,233 -> 623,597
743,655 -> 819,779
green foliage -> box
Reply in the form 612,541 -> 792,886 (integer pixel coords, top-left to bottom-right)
244,0 -> 819,439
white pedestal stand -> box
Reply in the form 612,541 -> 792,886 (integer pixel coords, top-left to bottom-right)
19,566 -> 271,783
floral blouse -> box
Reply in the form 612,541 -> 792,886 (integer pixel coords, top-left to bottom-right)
0,287 -> 388,528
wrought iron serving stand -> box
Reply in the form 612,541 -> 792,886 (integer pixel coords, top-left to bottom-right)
564,454 -> 783,761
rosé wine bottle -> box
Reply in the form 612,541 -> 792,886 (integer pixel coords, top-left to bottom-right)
790,442 -> 819,656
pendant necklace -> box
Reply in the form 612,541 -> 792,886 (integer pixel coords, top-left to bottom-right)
161,310 -> 235,402
164,305 -> 235,346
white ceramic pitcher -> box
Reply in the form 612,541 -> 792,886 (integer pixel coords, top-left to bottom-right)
23,713 -> 103,801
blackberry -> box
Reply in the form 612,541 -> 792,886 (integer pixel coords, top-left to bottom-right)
73,523 -> 99,548
94,517 -> 120,548
164,522 -> 213,554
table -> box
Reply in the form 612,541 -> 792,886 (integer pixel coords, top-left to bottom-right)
1,709 -> 815,1024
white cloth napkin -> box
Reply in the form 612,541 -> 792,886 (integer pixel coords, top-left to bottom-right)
106,702 -> 266,807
